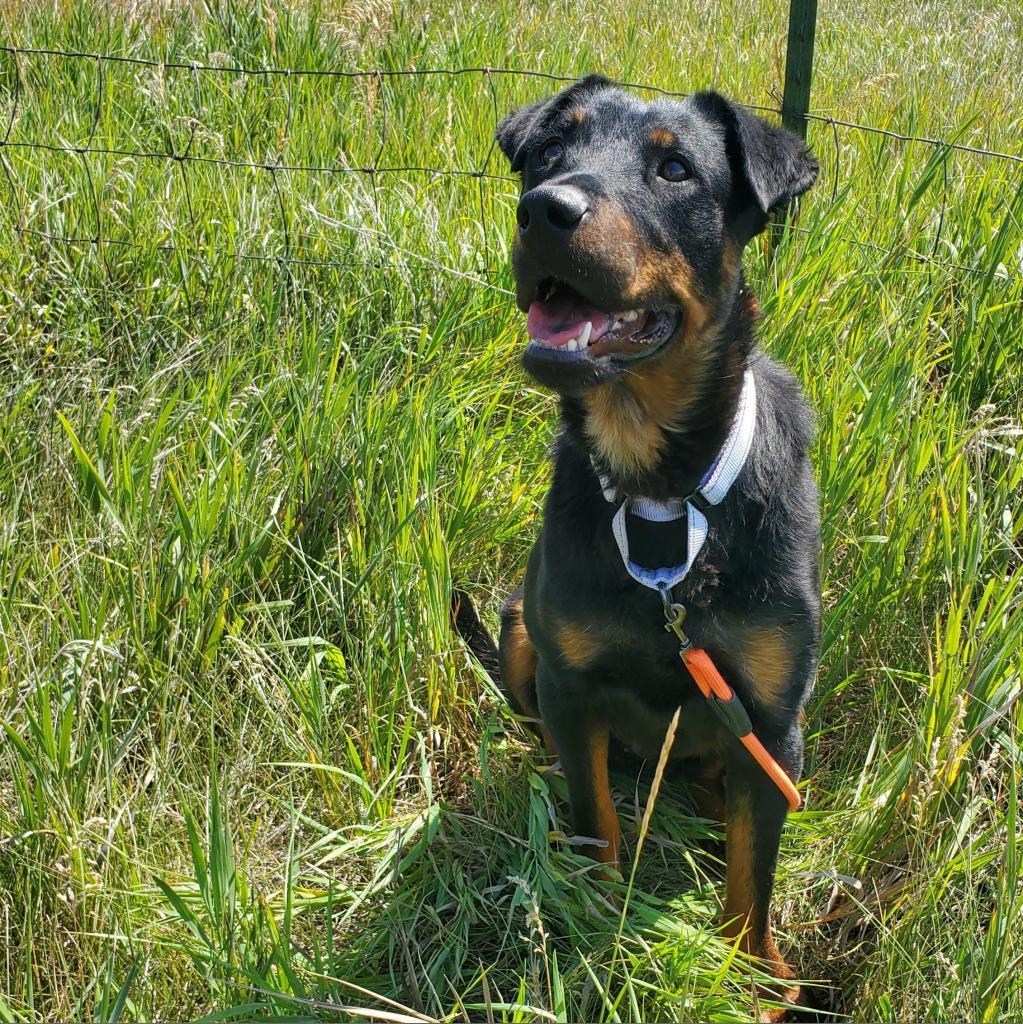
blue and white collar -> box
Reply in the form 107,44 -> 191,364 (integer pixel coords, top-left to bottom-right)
594,369 -> 758,592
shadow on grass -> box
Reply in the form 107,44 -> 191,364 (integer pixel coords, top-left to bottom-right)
269,738 -> 844,1023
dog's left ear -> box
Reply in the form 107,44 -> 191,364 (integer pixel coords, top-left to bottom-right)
695,92 -> 819,238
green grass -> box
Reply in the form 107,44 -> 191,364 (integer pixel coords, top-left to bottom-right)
1,0 -> 1022,1020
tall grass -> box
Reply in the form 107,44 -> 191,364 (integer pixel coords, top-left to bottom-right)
1,0 -> 1021,1020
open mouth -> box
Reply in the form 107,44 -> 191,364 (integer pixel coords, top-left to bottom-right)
526,279 -> 681,363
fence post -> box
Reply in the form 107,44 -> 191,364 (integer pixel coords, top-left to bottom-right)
770,0 -> 819,256
780,0 -> 818,139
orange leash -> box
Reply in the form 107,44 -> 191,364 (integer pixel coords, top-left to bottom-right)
683,648 -> 802,811
662,592 -> 802,812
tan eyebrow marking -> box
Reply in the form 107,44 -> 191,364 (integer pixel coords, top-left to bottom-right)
649,128 -> 678,147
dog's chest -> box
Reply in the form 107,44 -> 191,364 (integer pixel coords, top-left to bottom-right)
601,676 -> 723,761
525,506 -> 746,759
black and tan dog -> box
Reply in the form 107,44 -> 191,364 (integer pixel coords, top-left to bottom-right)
454,75 -> 821,1018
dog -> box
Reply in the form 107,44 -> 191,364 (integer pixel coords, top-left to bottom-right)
454,75 -> 821,1019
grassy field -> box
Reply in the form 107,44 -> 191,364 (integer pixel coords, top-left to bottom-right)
1,0 -> 1022,1020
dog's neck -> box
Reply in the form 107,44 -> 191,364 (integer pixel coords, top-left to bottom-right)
560,281 -> 758,502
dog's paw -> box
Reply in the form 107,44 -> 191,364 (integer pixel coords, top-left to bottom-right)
757,982 -> 802,1023
760,980 -> 837,1023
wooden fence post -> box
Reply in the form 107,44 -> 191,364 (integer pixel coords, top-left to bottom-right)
770,0 -> 819,255
781,0 -> 818,139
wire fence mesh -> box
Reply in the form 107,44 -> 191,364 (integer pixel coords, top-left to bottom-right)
2,43 -> 1021,292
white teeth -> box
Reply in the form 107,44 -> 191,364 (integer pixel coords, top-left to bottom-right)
622,309 -> 640,323
579,321 -> 592,347
565,338 -> 578,352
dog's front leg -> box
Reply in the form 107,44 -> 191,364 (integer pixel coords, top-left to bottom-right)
724,726 -> 803,1020
536,663 -> 621,872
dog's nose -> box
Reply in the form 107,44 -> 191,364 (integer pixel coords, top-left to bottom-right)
517,185 -> 589,242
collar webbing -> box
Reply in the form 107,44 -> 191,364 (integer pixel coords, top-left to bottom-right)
594,370 -> 757,591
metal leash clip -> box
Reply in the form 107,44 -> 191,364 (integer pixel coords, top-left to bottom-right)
658,583 -> 691,652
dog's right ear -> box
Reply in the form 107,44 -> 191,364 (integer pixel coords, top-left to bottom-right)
496,75 -> 612,173
495,97 -> 549,173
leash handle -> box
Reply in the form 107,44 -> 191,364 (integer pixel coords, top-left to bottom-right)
682,647 -> 803,812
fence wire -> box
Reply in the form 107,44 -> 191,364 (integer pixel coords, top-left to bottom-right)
1,44 -> 1021,290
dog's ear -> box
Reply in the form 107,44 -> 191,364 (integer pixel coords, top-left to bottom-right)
695,92 -> 819,238
496,74 -> 612,173
495,97 -> 549,172
730,103 -> 819,215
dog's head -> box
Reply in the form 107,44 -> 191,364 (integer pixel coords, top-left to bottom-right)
498,76 -> 818,396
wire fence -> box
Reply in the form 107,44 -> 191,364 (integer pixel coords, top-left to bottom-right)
1,43 -> 1022,294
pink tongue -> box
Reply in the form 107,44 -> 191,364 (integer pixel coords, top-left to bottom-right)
527,295 -> 611,347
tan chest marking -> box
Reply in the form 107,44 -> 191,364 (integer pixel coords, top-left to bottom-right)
555,621 -> 602,669
740,626 -> 795,709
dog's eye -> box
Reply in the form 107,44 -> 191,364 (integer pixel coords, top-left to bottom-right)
658,156 -> 692,182
540,140 -> 564,166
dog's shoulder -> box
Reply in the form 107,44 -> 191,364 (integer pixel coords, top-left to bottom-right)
730,351 -> 820,596
741,351 -> 817,504
750,349 -> 816,455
